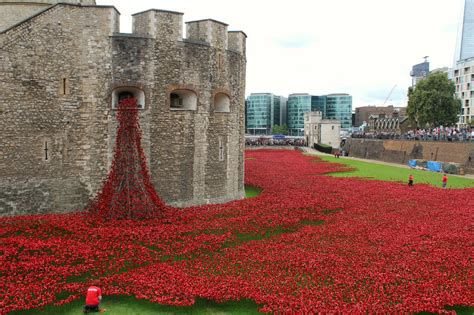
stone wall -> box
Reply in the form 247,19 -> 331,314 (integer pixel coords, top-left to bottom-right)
0,3 -> 246,216
0,4 -> 118,216
344,139 -> 474,174
0,0 -> 96,32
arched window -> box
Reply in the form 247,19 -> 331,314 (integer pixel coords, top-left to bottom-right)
214,93 -> 230,113
112,87 -> 145,109
170,89 -> 197,110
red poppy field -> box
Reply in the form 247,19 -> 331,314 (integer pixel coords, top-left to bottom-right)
1,150 -> 473,314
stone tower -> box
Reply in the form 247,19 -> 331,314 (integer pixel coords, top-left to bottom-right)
0,2 -> 247,216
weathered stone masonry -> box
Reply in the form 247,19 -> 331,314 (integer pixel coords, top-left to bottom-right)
0,0 -> 247,216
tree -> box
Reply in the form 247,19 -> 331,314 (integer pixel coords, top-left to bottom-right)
271,124 -> 288,135
407,72 -> 461,127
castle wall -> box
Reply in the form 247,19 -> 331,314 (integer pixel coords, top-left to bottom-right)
0,4 -> 119,215
0,0 -> 97,32
344,139 -> 474,174
0,3 -> 49,32
0,4 -> 246,215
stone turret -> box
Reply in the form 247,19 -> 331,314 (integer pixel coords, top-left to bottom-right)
132,9 -> 183,41
186,19 -> 228,50
0,0 -> 96,32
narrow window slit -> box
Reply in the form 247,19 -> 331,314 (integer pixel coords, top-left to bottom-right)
44,141 -> 49,161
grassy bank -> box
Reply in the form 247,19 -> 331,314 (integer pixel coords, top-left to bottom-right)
316,155 -> 474,189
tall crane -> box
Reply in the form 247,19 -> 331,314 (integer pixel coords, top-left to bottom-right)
382,84 -> 397,106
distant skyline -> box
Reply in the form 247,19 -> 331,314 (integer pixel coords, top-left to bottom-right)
97,0 -> 465,108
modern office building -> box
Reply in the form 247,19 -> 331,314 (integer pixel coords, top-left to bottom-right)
245,93 -> 287,135
410,58 -> 430,87
452,0 -> 474,126
455,0 -> 474,62
287,94 -> 327,136
326,94 -> 353,129
287,94 -> 312,136
286,93 -> 352,135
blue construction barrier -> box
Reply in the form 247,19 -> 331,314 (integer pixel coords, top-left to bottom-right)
408,160 -> 417,168
426,161 -> 442,172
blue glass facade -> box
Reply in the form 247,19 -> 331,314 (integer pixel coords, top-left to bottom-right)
246,93 -> 352,135
326,94 -> 353,129
287,94 -> 311,136
459,0 -> 474,61
287,95 -> 330,136
311,96 -> 327,117
411,62 -> 430,78
245,94 -> 287,134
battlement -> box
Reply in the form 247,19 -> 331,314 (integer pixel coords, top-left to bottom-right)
132,9 -> 246,53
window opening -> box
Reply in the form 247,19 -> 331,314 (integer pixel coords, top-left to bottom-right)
112,87 -> 145,109
218,137 -> 225,161
44,141 -> 49,161
62,78 -> 67,95
170,93 -> 183,108
169,89 -> 197,110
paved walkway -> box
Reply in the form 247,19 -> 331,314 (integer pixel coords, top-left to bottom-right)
300,147 -> 474,180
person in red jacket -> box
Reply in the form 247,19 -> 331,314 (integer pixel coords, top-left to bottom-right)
442,174 -> 448,189
83,282 -> 105,313
408,174 -> 414,187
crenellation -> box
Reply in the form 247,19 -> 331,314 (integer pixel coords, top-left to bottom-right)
186,19 -> 228,50
132,9 -> 183,41
228,31 -> 247,54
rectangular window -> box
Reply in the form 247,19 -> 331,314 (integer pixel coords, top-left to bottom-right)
218,137 -> 225,161
60,78 -> 69,96
44,141 -> 49,161
170,97 -> 183,108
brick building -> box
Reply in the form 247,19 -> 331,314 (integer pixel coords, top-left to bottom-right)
354,105 -> 407,128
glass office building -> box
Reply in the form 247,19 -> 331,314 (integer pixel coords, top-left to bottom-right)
247,92 -> 352,135
455,0 -> 474,62
287,94 -> 311,136
452,0 -> 474,126
246,93 -> 287,134
287,94 -> 330,136
326,94 -> 353,129
311,96 -> 327,117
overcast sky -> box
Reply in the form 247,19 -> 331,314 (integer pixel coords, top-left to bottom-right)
97,0 -> 464,108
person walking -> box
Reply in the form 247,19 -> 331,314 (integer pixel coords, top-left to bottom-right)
408,174 -> 414,187
442,174 -> 448,189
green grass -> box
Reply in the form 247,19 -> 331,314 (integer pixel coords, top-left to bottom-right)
316,155 -> 474,189
8,295 -> 261,315
245,185 -> 262,198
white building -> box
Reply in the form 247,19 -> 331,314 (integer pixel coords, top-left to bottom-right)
451,58 -> 474,126
304,111 -> 341,149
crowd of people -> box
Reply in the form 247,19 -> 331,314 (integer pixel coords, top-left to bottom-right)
245,137 -> 306,147
352,126 -> 474,142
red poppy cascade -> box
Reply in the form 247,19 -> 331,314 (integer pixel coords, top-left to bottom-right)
86,97 -> 166,219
